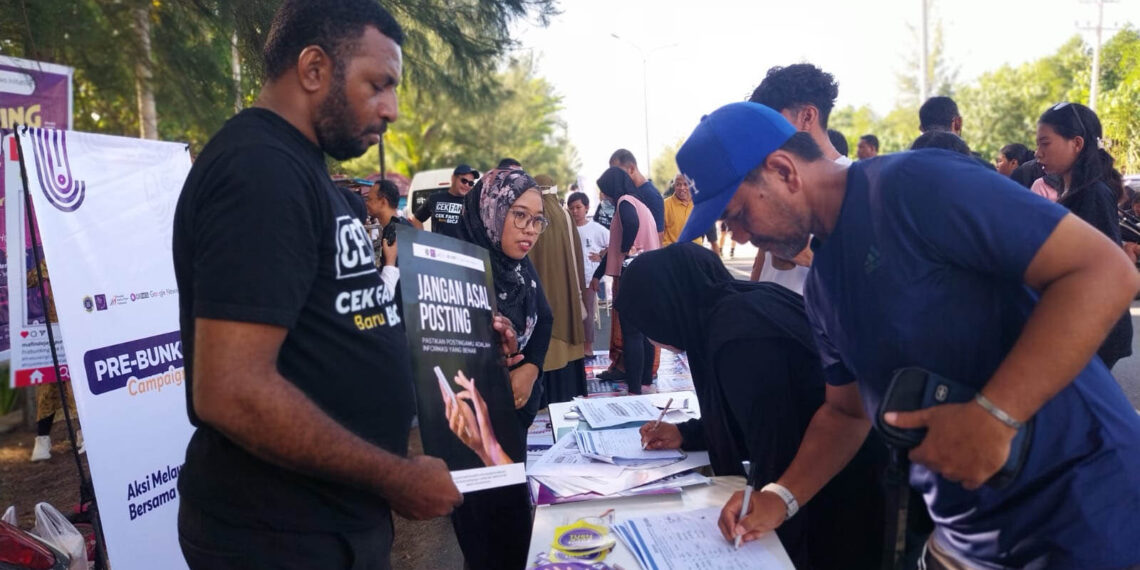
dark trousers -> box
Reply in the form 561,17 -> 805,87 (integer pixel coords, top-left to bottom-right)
451,387 -> 539,570
179,499 -> 393,570
619,309 -> 654,394
450,484 -> 533,570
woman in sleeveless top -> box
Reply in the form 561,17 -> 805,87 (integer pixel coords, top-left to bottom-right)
596,166 -> 661,394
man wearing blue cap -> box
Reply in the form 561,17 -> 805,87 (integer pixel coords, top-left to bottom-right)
676,102 -> 1140,569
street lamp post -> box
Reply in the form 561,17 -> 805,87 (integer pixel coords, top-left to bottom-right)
610,35 -> 678,179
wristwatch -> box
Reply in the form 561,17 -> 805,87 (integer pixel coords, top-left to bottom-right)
760,483 -> 799,521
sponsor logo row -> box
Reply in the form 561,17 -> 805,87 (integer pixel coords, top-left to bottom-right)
82,288 -> 178,312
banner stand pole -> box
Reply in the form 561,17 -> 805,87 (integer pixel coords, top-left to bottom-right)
16,128 -> 109,570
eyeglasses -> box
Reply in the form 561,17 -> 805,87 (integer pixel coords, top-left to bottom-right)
458,178 -> 475,187
1052,102 -> 1088,139
509,208 -> 549,233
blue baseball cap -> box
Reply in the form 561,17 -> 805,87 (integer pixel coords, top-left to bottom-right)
677,102 -> 797,242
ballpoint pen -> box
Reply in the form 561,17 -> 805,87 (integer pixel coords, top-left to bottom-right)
735,459 -> 756,550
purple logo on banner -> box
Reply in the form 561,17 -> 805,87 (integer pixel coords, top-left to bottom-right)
27,127 -> 85,212
83,331 -> 183,395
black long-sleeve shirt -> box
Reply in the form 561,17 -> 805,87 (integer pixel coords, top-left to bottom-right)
1060,181 -> 1133,365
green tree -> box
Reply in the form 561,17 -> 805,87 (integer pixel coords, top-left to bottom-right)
829,105 -> 879,156
340,56 -> 579,183
1,0 -> 558,149
897,0 -> 959,106
1097,28 -> 1140,173
650,138 -> 684,190
956,36 -> 1090,161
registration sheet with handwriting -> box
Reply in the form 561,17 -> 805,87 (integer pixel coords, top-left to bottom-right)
612,507 -> 794,570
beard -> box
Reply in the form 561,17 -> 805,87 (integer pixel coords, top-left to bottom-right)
314,71 -> 384,160
748,188 -> 811,259
753,233 -> 810,260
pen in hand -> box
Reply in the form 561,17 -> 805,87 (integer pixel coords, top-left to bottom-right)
641,397 -> 673,450
735,459 -> 755,550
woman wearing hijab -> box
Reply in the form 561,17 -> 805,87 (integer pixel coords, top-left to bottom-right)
452,168 -> 553,570
618,243 -> 887,570
593,166 -> 661,394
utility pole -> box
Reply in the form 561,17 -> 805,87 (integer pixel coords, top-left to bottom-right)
920,0 -> 929,103
610,35 -> 678,178
231,30 -> 242,113
1079,0 -> 1119,112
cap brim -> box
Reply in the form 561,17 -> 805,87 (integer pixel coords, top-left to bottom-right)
678,177 -> 741,242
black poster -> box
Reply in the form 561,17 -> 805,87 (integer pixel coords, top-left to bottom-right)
395,225 -> 526,492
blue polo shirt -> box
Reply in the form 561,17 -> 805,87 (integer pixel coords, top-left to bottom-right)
805,149 -> 1140,569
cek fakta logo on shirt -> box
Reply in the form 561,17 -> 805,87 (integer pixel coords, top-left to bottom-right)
24,127 -> 86,212
335,215 -> 376,279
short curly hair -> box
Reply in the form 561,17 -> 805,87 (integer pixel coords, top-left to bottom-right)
748,64 -> 840,129
263,0 -> 405,80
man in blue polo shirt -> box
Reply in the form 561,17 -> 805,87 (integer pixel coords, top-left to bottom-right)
675,102 -> 1140,569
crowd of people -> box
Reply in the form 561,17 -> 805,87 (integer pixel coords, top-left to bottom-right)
169,1 -> 1140,569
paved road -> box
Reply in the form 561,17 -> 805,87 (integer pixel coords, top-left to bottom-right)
722,246 -> 1140,409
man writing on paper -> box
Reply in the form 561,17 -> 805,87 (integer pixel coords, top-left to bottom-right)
170,2 -> 526,567
674,102 -> 1140,569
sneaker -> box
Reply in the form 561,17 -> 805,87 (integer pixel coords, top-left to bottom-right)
597,368 -> 626,381
642,385 -> 658,394
31,435 -> 51,462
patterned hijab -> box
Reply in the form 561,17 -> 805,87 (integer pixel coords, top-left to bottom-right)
459,168 -> 541,350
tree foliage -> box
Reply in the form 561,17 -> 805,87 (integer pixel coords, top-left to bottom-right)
0,0 -> 558,150
340,56 -> 579,184
650,138 -> 684,189
896,4 -> 959,106
831,30 -> 1140,173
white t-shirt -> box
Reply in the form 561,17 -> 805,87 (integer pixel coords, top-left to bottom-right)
758,255 -> 810,295
576,220 -> 609,282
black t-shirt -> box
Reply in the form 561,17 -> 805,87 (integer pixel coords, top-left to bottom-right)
173,108 -> 415,531
414,190 -> 465,237
341,187 -> 367,223
1059,181 -> 1133,364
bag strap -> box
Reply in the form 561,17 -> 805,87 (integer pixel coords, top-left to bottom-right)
881,447 -> 911,570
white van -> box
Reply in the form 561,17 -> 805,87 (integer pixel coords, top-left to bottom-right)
405,168 -> 455,232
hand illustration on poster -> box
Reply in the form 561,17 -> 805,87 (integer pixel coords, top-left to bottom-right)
437,366 -> 512,467
396,224 -> 527,493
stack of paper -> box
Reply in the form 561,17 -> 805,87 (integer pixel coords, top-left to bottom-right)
575,395 -> 695,429
574,428 -> 684,466
527,428 -> 710,505
613,508 -> 794,570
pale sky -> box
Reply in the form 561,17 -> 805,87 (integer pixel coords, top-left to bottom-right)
513,0 -> 1140,197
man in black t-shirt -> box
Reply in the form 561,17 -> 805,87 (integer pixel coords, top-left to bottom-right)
171,2 -> 467,568
411,163 -> 479,237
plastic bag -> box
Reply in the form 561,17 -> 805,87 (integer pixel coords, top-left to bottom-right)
33,502 -> 88,570
1,505 -> 15,525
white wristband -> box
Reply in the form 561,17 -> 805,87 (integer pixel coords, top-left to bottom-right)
760,483 -> 799,521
